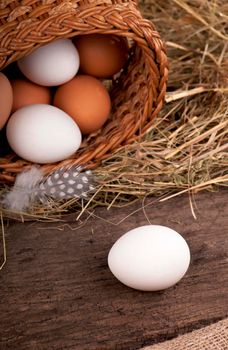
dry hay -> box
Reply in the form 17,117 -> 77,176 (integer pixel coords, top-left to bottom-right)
0,0 -> 228,219
93,0 -> 228,201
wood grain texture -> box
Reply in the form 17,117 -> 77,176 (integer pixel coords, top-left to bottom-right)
0,189 -> 228,350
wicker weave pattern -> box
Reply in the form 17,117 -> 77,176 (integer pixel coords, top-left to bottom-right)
0,0 -> 168,183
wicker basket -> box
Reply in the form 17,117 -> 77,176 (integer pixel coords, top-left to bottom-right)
0,0 -> 168,183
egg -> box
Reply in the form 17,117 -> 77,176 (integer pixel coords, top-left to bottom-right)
108,225 -> 191,291
11,79 -> 52,112
53,75 -> 111,134
17,39 -> 80,86
74,34 -> 129,78
6,104 -> 82,164
0,73 -> 13,129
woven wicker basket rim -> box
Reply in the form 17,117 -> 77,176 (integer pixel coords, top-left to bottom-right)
0,0 -> 168,184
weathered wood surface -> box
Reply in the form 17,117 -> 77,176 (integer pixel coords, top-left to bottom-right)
0,189 -> 227,350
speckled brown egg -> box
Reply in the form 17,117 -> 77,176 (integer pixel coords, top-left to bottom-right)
0,73 -> 13,130
11,79 -> 52,112
53,75 -> 111,134
74,34 -> 129,78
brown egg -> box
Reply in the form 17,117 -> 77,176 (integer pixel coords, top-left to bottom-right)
74,34 -> 129,78
0,73 -> 13,130
11,79 -> 52,112
54,75 -> 111,134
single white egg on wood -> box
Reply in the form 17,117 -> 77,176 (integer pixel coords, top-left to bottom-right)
6,104 -> 82,164
108,225 -> 191,291
17,39 -> 80,86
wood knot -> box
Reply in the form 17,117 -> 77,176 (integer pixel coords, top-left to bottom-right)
0,0 -> 12,10
7,6 -> 32,22
49,1 -> 78,16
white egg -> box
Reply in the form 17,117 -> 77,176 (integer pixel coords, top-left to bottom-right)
6,104 -> 82,164
108,225 -> 191,291
17,39 -> 80,86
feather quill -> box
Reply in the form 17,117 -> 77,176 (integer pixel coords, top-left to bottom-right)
2,165 -> 95,212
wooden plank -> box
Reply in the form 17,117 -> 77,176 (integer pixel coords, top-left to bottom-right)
0,189 -> 227,350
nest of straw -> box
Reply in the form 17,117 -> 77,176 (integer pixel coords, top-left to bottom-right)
1,0 -> 228,219
93,0 -> 228,200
